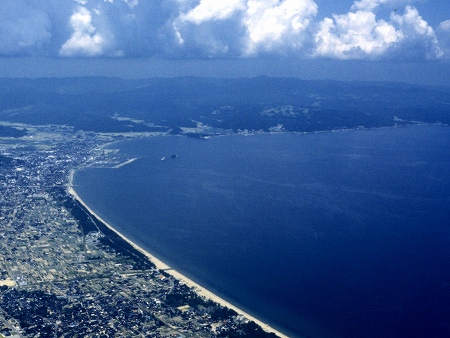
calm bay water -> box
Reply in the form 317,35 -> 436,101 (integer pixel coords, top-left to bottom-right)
73,125 -> 450,337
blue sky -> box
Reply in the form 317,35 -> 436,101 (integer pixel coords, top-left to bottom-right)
0,0 -> 449,84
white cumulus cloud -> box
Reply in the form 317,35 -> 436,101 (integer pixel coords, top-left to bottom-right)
180,0 -> 245,24
59,6 -> 119,57
439,20 -> 450,32
434,20 -> 450,59
313,10 -> 401,59
244,0 -> 318,55
172,0 -> 247,57
351,0 -> 391,12
313,2 -> 442,60
173,0 -> 318,57
390,6 -> 443,59
0,0 -> 444,61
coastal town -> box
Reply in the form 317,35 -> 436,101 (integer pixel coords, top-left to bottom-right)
0,123 -> 282,338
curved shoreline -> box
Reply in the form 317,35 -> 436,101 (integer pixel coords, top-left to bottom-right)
67,169 -> 289,338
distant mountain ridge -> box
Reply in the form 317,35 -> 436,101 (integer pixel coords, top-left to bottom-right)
0,77 -> 448,133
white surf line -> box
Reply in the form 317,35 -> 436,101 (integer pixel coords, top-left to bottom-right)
67,169 -> 289,338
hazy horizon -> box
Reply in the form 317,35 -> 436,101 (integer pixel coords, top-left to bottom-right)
0,0 -> 449,86
0,57 -> 449,87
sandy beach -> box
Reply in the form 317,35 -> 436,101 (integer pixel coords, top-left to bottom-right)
67,169 -> 288,338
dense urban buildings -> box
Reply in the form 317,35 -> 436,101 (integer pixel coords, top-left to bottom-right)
0,123 -> 278,338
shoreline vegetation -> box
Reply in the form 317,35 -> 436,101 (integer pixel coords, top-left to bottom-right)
67,169 -> 289,338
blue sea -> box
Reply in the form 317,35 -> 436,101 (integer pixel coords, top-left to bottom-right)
73,125 -> 450,337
